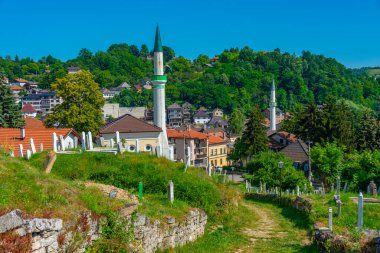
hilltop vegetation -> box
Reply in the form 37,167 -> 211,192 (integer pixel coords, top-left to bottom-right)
0,44 -> 379,115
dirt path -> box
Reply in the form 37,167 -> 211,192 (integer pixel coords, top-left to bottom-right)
234,201 -> 315,253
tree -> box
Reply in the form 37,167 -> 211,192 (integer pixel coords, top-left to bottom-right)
45,70 -> 105,134
140,44 -> 149,58
163,46 -> 175,62
246,151 -> 309,190
228,109 -> 245,135
311,142 -> 345,187
240,107 -> 268,159
0,75 -> 24,127
356,109 -> 378,151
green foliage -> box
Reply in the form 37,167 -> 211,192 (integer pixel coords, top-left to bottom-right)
31,152 -> 225,220
228,109 -> 245,135
311,143 -> 345,186
0,75 -> 24,128
246,151 -> 309,190
1,46 -> 379,116
239,107 -> 268,159
44,70 -> 105,134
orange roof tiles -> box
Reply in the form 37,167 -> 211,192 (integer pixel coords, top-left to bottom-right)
10,85 -> 23,90
207,134 -> 225,145
0,128 -> 79,157
13,78 -> 29,83
22,104 -> 37,113
167,129 -> 208,140
24,116 -> 44,129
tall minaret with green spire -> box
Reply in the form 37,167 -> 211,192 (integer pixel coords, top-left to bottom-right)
152,25 -> 169,157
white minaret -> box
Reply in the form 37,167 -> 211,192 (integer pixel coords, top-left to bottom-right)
152,25 -> 170,158
269,78 -> 277,131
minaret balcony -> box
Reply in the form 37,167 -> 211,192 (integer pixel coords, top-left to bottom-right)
152,75 -> 167,81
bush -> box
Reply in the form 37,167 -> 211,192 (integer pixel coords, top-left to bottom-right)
246,151 -> 309,191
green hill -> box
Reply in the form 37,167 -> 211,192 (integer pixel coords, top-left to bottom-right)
1,45 -> 379,113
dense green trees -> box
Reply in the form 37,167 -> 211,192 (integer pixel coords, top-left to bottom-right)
45,71 -> 105,134
0,75 -> 24,128
0,45 -> 379,116
228,109 -> 245,135
246,151 -> 309,190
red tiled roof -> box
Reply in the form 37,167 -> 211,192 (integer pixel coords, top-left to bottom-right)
276,131 -> 298,142
24,116 -> 44,129
0,128 -> 80,157
10,85 -> 23,91
13,78 -> 28,83
207,134 -> 225,145
22,104 -> 37,113
167,129 -> 208,140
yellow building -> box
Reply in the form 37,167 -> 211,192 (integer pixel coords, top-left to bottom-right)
99,114 -> 163,153
207,135 -> 228,167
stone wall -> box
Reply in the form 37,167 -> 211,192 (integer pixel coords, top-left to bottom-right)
132,208 -> 207,253
0,208 -> 207,253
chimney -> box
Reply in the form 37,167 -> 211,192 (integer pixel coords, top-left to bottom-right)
20,127 -> 25,139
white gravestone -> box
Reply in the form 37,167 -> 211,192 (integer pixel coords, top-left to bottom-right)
328,207 -> 333,231
115,131 -> 120,144
168,180 -> 174,203
19,144 -> 24,158
53,132 -> 58,152
81,132 -> 86,151
296,185 -> 300,196
59,135 -> 65,151
30,138 -> 36,154
40,143 -> 43,152
87,132 -> 93,150
110,139 -> 114,148
26,150 -> 32,160
73,136 -> 78,149
358,192 -> 364,228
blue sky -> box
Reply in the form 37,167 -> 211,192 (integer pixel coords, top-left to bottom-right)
0,0 -> 379,68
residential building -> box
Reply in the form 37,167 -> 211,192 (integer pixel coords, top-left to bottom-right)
24,81 -> 38,90
208,135 -> 228,167
193,110 -> 211,125
202,127 -> 227,140
280,139 -> 309,172
167,103 -> 182,128
21,92 -> 62,115
99,114 -> 164,153
267,130 -> 297,151
101,88 -> 118,100
23,116 -> 44,129
207,116 -> 228,129
182,102 -> 192,124
0,127 -> 81,157
212,108 -> 224,117
10,85 -> 24,104
110,82 -> 131,92
21,104 -> 37,118
167,128 -> 208,167
11,78 -> 28,87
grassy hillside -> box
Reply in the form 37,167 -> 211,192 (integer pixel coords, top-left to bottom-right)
28,152 -> 236,221
0,152 -> 124,221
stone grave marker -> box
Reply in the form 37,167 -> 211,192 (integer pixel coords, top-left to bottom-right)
40,143 -> 43,152
110,139 -> 114,148
296,185 -> 300,196
328,207 -> 333,231
26,150 -> 32,160
358,192 -> 363,228
19,144 -> 24,158
53,132 -> 58,152
117,142 -> 124,154
59,135 -> 65,151
81,132 -> 86,151
337,176 -> 341,199
99,137 -> 105,147
116,131 -> 120,144
87,132 -> 93,150
343,182 -> 348,193
368,181 -> 377,196
30,138 -> 36,154
168,180 -> 174,203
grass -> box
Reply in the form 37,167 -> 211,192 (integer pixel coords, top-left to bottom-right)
0,152 -> 124,221
306,192 -> 380,243
28,152 -> 234,221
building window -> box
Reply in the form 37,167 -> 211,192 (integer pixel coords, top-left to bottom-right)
224,148 -> 226,154
220,158 -> 223,165
210,149 -> 213,156
215,149 -> 217,155
215,160 -> 218,165
145,144 -> 152,152
280,139 -> 284,144
129,145 -> 136,152
174,148 -> 176,155
220,148 -> 222,154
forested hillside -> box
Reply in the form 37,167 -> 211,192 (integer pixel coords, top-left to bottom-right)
1,44 -> 379,115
